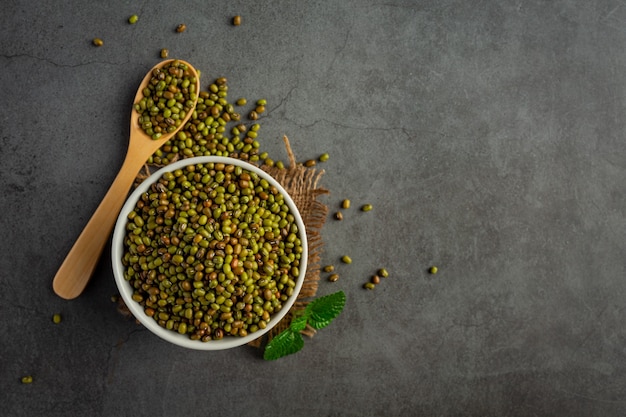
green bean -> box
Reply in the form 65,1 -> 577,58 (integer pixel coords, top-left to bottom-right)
134,60 -> 197,140
122,162 -> 304,342
147,77 -> 268,166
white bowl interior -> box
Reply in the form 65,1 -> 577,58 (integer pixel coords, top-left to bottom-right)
111,156 -> 308,350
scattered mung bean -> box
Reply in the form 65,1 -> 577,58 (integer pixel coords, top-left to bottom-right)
341,199 -> 350,209
236,98 -> 247,106
176,23 -> 187,33
323,265 -> 334,273
92,38 -> 103,46
304,159 -> 316,167
429,266 -> 438,274
52,313 -> 62,324
378,268 -> 389,278
371,275 -> 380,285
21,376 -> 33,384
233,15 -> 242,26
341,255 -> 352,264
146,74 -> 269,165
334,212 -> 343,220
160,48 -> 169,59
361,204 -> 373,212
319,153 -> 330,162
128,14 -> 139,24
328,274 -> 339,282
364,282 -> 375,290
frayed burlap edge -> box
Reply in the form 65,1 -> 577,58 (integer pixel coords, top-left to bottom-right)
247,136 -> 329,347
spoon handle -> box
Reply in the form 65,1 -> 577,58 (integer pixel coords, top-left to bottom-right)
52,150 -> 145,299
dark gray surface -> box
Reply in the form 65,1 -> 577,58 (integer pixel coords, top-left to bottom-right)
2,0 -> 626,415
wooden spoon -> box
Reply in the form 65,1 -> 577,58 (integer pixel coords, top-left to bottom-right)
53,59 -> 200,299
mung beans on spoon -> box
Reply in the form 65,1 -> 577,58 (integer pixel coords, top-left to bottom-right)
52,59 -> 200,300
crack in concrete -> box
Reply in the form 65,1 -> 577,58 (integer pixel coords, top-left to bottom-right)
105,325 -> 145,384
0,52 -> 126,68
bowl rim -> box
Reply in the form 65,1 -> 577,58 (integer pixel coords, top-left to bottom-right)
111,156 -> 308,350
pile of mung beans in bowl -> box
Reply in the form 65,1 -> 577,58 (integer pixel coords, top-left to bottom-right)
111,156 -> 308,350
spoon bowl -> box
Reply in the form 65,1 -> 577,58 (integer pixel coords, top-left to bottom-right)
52,59 -> 200,300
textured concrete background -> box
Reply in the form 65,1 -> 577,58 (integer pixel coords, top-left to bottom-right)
2,0 -> 626,415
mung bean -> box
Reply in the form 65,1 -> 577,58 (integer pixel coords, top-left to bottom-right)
429,266 -> 438,274
361,204 -> 373,212
134,60 -> 197,140
176,23 -> 187,33
122,162 -> 303,342
341,255 -> 352,264
341,199 -> 350,209
334,212 -> 343,220
328,273 -> 339,282
128,14 -> 139,24
378,268 -> 389,278
92,38 -> 103,47
319,153 -> 330,162
233,15 -> 242,26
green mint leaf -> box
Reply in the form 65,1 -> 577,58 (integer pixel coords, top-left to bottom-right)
263,329 -> 305,361
290,313 -> 308,332
305,291 -> 346,330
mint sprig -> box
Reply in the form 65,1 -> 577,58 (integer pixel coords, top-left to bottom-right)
263,291 -> 346,361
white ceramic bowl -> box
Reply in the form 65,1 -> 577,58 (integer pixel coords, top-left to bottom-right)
111,156 -> 307,350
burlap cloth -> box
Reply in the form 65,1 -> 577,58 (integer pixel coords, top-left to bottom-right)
131,135 -> 329,348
